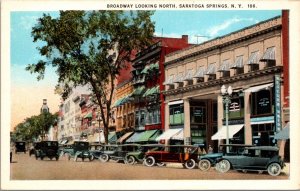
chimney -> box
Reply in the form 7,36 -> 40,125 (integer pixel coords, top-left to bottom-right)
182,35 -> 188,43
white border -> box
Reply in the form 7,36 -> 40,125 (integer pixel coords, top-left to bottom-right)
1,0 -> 300,190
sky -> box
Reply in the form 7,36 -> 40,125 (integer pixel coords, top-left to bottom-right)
10,10 -> 281,130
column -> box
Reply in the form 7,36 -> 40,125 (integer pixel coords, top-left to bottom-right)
244,91 -> 252,145
217,95 -> 224,145
164,103 -> 170,131
184,98 -> 191,145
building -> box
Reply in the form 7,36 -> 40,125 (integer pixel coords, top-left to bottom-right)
163,15 -> 288,153
123,35 -> 190,143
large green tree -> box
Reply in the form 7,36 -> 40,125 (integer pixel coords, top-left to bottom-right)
26,11 -> 155,143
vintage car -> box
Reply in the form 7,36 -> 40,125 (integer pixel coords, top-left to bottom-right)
99,144 -> 140,163
15,141 -> 26,153
62,141 -> 93,161
125,144 -> 165,165
143,145 -> 199,169
215,146 -> 285,176
198,144 -> 253,171
35,141 -> 59,160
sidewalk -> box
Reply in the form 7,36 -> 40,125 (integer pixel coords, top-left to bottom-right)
282,163 -> 290,176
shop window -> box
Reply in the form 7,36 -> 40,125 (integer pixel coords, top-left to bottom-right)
170,104 -> 184,125
190,106 -> 206,124
251,89 -> 273,116
228,96 -> 244,119
212,102 -> 218,122
191,127 -> 206,145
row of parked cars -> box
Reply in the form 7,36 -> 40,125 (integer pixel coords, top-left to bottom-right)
24,140 -> 285,176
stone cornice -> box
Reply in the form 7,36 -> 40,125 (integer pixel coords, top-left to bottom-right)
163,66 -> 282,96
165,16 -> 282,66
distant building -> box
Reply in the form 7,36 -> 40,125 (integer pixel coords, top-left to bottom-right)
40,99 -> 49,113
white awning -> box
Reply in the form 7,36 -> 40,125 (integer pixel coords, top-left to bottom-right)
168,100 -> 183,106
170,129 -> 184,140
156,128 -> 183,141
244,83 -> 273,93
251,120 -> 274,125
211,124 -> 244,140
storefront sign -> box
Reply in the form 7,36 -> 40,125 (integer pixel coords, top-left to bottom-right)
274,75 -> 282,132
250,116 -> 274,123
229,102 -> 240,111
258,97 -> 270,107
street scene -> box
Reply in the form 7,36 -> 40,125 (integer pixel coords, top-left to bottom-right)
7,6 -> 292,185
10,152 -> 288,180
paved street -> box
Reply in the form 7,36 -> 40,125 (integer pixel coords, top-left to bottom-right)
10,153 -> 288,180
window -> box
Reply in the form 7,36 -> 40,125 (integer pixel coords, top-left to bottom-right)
248,51 -> 260,71
251,89 -> 273,116
228,96 -> 244,119
169,104 -> 184,125
190,106 -> 206,124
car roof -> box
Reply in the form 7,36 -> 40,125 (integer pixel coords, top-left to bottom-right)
246,146 -> 279,151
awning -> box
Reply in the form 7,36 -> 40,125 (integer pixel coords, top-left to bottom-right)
245,83 -> 273,93
170,129 -> 184,140
193,67 -> 205,78
231,56 -> 243,69
173,73 -> 184,83
84,112 -> 92,119
248,51 -> 260,65
183,70 -> 194,81
274,122 -> 289,140
218,60 -> 230,72
116,132 -> 134,143
148,130 -> 162,142
205,63 -> 216,75
136,130 -> 159,142
125,132 -> 143,143
155,128 -> 183,141
131,86 -> 145,96
260,47 -> 275,61
211,124 -> 244,140
60,140 -> 68,144
149,62 -> 159,70
108,132 -> 117,143
143,86 -> 159,97
163,76 -> 174,85
141,66 -> 150,74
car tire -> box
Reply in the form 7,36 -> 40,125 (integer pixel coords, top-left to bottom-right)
184,159 -> 196,169
144,156 -> 155,167
126,156 -> 136,165
99,154 -> 109,162
89,155 -> 94,161
156,162 -> 165,167
216,160 -> 230,173
198,159 -> 211,171
267,163 -> 281,176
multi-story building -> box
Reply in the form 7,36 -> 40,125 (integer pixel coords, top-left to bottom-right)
124,35 -> 190,143
163,15 -> 289,155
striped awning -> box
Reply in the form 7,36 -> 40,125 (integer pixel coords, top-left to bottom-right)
193,67 -> 205,78
183,70 -> 194,81
117,132 -> 134,143
173,73 -> 184,83
143,86 -> 159,97
218,60 -> 231,72
205,63 -> 216,75
248,51 -> 260,65
260,47 -> 275,61
84,112 -> 92,119
155,128 -> 183,141
231,56 -> 244,69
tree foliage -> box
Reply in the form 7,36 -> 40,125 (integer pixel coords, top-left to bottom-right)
26,11 -> 155,143
13,113 -> 58,141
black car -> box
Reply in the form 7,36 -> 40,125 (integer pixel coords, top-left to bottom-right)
61,141 -> 94,161
15,141 -> 26,153
198,144 -> 253,171
215,146 -> 285,176
36,141 -> 59,160
99,144 -> 140,163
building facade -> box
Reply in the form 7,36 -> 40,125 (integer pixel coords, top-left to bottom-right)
163,16 -> 288,152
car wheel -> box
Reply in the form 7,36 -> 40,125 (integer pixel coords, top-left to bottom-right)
99,154 -> 109,162
156,162 -> 165,167
144,156 -> 155,167
56,157 -> 59,161
242,170 -> 247,173
184,159 -> 196,169
198,159 -> 211,171
216,160 -> 230,173
82,157 -> 84,162
126,156 -> 136,165
267,163 -> 281,176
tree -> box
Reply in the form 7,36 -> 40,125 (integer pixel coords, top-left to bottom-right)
26,11 -> 155,143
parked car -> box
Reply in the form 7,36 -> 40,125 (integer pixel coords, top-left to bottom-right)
62,141 -> 93,161
36,141 -> 59,160
198,144 -> 253,171
215,146 -> 285,176
99,144 -> 140,163
143,145 -> 199,169
15,141 -> 26,153
125,144 -> 165,165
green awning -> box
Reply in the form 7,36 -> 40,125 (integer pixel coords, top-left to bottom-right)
143,86 -> 160,97
141,66 -> 149,74
108,132 -> 117,143
132,86 -> 145,96
125,132 -> 143,143
148,130 -> 162,142
136,130 -> 159,142
149,62 -> 159,70
84,112 -> 92,119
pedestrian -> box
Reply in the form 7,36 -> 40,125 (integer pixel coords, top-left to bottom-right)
208,145 -> 213,154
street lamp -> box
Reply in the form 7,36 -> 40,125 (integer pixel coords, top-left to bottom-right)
221,85 -> 232,153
